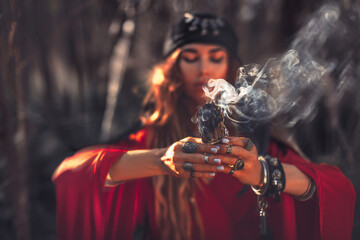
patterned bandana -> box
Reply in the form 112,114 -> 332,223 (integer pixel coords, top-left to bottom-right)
163,13 -> 241,63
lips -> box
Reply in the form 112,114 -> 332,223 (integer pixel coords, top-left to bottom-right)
194,83 -> 207,93
195,82 -> 206,88
195,79 -> 209,88
192,78 -> 211,95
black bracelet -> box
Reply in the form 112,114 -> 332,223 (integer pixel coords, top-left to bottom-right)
264,155 -> 286,202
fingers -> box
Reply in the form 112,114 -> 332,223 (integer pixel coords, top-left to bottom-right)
186,171 -> 216,178
213,139 -> 257,159
177,142 -> 221,154
214,144 -> 254,160
175,162 -> 232,178
176,137 -> 256,165
220,137 -> 256,152
176,162 -> 228,173
178,137 -> 256,156
175,152 -> 237,165
170,136 -> 259,181
178,137 -> 222,154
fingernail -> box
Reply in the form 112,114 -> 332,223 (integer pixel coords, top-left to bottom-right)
222,138 -> 229,144
209,172 -> 216,177
216,165 -> 224,171
211,147 -> 218,153
214,158 -> 221,164
246,139 -> 254,151
215,145 -> 220,150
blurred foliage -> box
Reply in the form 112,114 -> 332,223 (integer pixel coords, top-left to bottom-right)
0,0 -> 359,239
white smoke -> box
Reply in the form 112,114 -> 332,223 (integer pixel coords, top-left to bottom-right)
203,3 -> 348,128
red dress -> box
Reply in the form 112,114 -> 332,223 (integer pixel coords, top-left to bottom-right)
52,129 -> 356,240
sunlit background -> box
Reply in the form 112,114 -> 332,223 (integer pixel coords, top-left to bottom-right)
0,0 -> 359,239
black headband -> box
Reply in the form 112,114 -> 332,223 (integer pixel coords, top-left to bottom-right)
163,13 -> 241,63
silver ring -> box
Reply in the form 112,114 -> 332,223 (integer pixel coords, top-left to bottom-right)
204,154 -> 210,164
190,169 -> 195,178
226,145 -> 232,154
182,141 -> 198,153
182,162 -> 194,171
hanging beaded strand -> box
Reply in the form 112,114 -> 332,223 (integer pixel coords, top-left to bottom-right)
251,155 -> 287,236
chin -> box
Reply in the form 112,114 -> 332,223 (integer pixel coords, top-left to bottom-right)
187,91 -> 206,106
195,97 -> 206,106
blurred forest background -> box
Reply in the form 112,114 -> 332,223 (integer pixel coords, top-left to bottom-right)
1,0 -> 360,239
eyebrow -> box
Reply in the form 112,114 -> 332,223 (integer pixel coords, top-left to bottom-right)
181,49 -> 197,54
209,48 -> 225,53
181,47 -> 226,54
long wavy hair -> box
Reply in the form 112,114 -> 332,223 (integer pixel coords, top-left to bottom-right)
141,48 -> 239,240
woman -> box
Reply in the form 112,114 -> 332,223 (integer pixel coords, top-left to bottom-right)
52,13 -> 356,240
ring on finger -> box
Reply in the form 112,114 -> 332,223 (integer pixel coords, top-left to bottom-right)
234,158 -> 245,170
226,145 -> 232,154
183,162 -> 194,171
182,141 -> 198,153
204,153 -> 211,164
245,139 -> 254,151
229,167 -> 235,175
190,169 -> 195,178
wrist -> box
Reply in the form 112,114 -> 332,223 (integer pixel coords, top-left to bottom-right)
153,148 -> 169,175
295,177 -> 316,201
251,156 -> 270,196
251,155 -> 286,202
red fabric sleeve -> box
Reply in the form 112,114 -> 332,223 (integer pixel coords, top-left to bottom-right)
268,141 -> 356,240
53,147 -> 127,240
52,129 -> 148,240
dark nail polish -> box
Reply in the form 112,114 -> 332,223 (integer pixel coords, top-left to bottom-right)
246,139 -> 253,151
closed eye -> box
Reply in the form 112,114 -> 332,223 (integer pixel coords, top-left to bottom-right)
209,48 -> 227,64
210,56 -> 224,63
182,56 -> 199,63
180,49 -> 199,63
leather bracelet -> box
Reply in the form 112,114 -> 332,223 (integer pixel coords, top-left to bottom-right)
265,155 -> 286,202
251,156 -> 270,196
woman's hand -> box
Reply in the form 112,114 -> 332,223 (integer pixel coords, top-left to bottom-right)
213,136 -> 262,186
161,137 -> 226,178
160,136 -> 262,185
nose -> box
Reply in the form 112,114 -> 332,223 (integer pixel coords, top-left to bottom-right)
199,58 -> 211,77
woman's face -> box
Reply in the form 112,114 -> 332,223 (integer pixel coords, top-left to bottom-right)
179,43 -> 229,105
